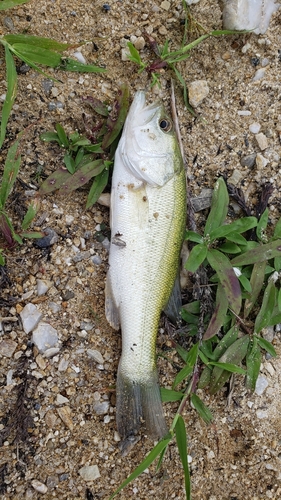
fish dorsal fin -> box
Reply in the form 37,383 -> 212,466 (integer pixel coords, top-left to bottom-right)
164,274 -> 182,325
105,274 -> 120,330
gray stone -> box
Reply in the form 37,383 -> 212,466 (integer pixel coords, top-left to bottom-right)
87,349 -> 104,364
31,479 -> 48,494
20,303 -> 43,334
37,279 -> 52,296
32,322 -> 58,353
255,375 -> 269,395
240,153 -> 256,168
0,339 -> 17,358
78,465 -> 100,481
255,132 -> 268,150
93,401 -> 110,415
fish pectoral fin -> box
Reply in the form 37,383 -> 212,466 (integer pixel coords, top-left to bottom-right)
164,273 -> 182,325
105,275 -> 120,330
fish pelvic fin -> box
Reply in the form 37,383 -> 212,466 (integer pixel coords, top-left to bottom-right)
116,367 -> 167,451
105,274 -> 120,330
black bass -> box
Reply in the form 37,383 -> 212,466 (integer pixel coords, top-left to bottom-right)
105,91 -> 186,446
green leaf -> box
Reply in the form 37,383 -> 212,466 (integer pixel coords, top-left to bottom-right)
185,230 -> 203,244
175,343 -> 190,363
254,280 -> 277,333
219,241 -> 241,254
203,284 -> 229,340
21,231 -> 45,239
244,261 -> 266,318
255,335 -> 277,357
0,46 -> 17,149
109,435 -> 172,499
59,159 -> 105,195
190,393 -> 213,424
39,166 -> 71,194
225,232 -> 247,246
0,250 -> 5,266
74,147 -> 85,167
59,57 -> 106,73
256,208 -> 269,241
86,167 -> 109,209
4,34 -> 71,51
126,42 -> 142,65
63,153 -> 76,174
185,243 -> 208,273
180,308 -> 199,325
212,325 -> 239,361
102,83 -> 130,149
231,239 -> 281,266
209,336 -> 249,395
175,415 -> 191,500
208,361 -> 246,374
172,364 -> 193,390
238,274 -> 252,293
207,248 -> 241,315
0,138 -> 21,208
56,124 -> 69,148
198,365 -> 212,389
204,178 -> 229,236
246,337 -> 261,391
209,216 -> 257,241
9,44 -> 62,67
160,387 -> 184,402
181,301 -> 200,315
273,217 -> 281,238
21,199 -> 39,230
40,131 -> 61,144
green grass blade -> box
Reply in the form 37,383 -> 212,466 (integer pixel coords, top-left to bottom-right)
0,138 -> 21,207
246,337 -> 261,391
56,123 -> 69,148
244,261 -> 266,318
254,280 -> 277,333
59,159 -> 105,195
208,361 -> 246,374
0,46 -> 17,149
209,216 -> 257,241
255,335 -> 277,357
190,393 -> 213,425
86,167 -> 109,209
59,57 -> 106,73
109,435 -> 172,499
175,415 -> 191,500
204,283 -> 229,340
4,34 -> 70,51
40,131 -> 61,144
185,230 -> 203,243
9,44 -> 61,67
0,0 -> 30,9
102,83 -> 130,149
21,199 -> 40,230
212,325 -> 239,361
172,365 -> 193,390
204,177 -> 229,236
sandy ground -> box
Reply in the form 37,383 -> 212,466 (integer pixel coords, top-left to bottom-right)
0,0 -> 281,499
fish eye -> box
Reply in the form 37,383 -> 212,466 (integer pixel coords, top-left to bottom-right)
159,118 -> 172,132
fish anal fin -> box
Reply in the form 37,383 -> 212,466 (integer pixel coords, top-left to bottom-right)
105,274 -> 120,330
164,273 -> 182,325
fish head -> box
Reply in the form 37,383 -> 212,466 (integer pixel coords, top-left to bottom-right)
119,91 -> 182,187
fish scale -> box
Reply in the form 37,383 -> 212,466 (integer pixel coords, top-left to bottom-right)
105,91 -> 186,448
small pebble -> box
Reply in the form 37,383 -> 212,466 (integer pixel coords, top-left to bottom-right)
31,479 -> 48,494
240,153 -> 256,168
0,339 -> 17,358
20,303 -> 43,334
48,302 -> 61,313
73,51 -> 86,64
134,37 -> 145,50
4,17 -> 14,30
252,68 -> 266,81
249,122 -> 261,134
92,254 -> 102,265
262,327 -> 275,342
32,322 -> 58,353
237,110 -> 251,116
57,406 -> 74,430
255,132 -> 268,150
160,0 -> 171,10
43,347 -> 60,358
256,410 -> 268,419
102,3 -> 111,11
78,465 -> 100,481
93,401 -> 110,415
56,394 -> 69,405
35,228 -> 59,248
121,47 -> 131,61
65,215 -> 74,225
187,80 -> 209,107
37,279 -> 52,296
255,375 -> 269,395
97,192 -> 110,207
42,79 -> 53,94
263,362 -> 275,376
256,153 -> 269,169
58,356 -> 69,371
87,349 -> 104,364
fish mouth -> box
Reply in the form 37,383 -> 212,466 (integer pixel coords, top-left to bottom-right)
127,91 -> 163,128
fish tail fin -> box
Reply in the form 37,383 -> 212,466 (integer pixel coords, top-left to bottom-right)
116,367 -> 167,451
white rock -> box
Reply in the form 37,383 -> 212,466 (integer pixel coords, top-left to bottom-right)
73,51 -> 86,64
87,349 -> 104,364
207,450 -> 215,459
134,37 -> 145,51
0,339 -> 17,358
187,80 -> 209,107
252,68 -> 266,81
58,356 -> 69,371
93,401 -> 110,415
121,47 -> 131,61
78,465 -> 100,481
160,0 -> 171,10
237,110 -> 251,116
56,394 -> 69,405
31,479 -> 48,494
249,122 -> 261,134
185,0 -> 200,4
255,132 -> 268,150
65,215 -> 74,225
222,0 -> 280,35
264,361 -> 275,376
255,375 -> 269,395
20,303 -> 43,333
256,409 -> 268,419
37,279 -> 52,296
256,153 -> 269,169
44,347 -> 60,357
32,322 -> 58,353
97,192 -> 110,207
